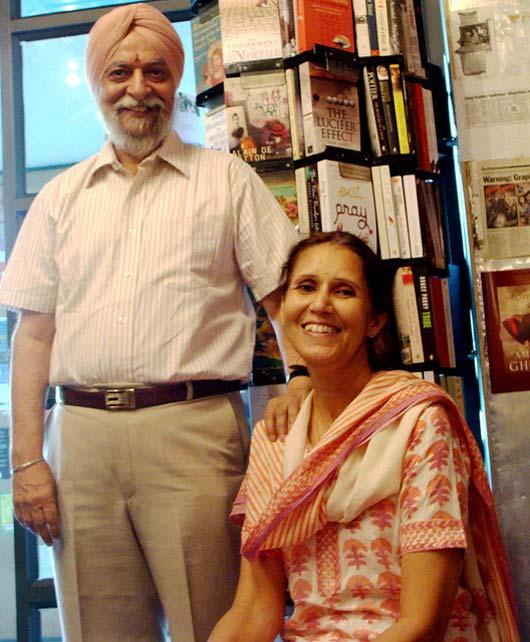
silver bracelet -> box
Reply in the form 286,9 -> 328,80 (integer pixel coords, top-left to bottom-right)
10,456 -> 45,475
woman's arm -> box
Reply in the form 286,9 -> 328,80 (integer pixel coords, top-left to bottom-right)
374,548 -> 463,642
208,554 -> 287,642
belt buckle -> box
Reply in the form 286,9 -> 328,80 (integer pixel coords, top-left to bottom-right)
104,388 -> 136,410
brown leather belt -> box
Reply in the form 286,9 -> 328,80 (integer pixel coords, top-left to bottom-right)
56,380 -> 245,411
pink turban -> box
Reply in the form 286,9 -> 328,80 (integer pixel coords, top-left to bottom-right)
85,3 -> 184,96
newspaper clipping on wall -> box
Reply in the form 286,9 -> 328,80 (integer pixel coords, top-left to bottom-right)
448,0 -> 530,161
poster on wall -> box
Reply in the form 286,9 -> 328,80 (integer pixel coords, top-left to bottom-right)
481,268 -> 530,393
448,1 -> 530,161
476,159 -> 530,259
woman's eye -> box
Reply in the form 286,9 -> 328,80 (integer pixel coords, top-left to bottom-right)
295,283 -> 315,292
336,288 -> 354,297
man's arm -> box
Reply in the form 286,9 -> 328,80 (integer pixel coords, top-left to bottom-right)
208,554 -> 286,642
10,310 -> 60,545
261,287 -> 312,441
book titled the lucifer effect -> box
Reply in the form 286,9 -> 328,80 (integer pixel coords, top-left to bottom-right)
299,61 -> 361,156
481,268 -> 530,393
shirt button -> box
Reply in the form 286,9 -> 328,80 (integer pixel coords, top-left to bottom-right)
128,227 -> 134,234
118,316 -> 126,324
124,271 -> 132,279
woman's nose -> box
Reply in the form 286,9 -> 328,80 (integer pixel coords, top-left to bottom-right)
309,288 -> 332,313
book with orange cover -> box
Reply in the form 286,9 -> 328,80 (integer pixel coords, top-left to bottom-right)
295,0 -> 356,54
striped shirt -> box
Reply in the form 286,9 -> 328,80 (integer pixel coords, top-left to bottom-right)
0,132 -> 297,386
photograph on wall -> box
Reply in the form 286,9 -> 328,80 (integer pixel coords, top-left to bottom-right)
476,159 -> 530,259
481,268 -> 530,393
447,1 -> 530,160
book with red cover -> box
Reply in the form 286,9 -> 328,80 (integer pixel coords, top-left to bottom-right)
481,268 -> 530,393
295,0 -> 356,54
429,275 -> 456,369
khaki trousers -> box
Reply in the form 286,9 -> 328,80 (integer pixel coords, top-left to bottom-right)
45,392 -> 249,642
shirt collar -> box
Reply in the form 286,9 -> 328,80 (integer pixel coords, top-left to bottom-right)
87,130 -> 191,185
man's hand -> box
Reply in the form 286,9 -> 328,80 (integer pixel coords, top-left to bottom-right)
12,461 -> 61,546
263,376 -> 312,442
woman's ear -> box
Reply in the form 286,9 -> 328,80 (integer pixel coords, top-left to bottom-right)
368,312 -> 387,338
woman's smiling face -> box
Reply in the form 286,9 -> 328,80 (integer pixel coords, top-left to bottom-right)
282,243 -> 384,375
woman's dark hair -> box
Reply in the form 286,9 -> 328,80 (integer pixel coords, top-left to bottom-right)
280,231 -> 399,370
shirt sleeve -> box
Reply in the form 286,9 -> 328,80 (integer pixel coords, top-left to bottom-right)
398,403 -> 471,555
229,157 -> 299,301
0,185 -> 58,313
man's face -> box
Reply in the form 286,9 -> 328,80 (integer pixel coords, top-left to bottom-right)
98,30 -> 178,153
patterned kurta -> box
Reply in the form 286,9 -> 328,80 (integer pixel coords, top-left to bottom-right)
280,404 -> 477,641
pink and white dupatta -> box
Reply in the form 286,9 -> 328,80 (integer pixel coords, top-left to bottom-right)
235,370 -> 519,641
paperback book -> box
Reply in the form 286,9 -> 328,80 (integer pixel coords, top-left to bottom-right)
297,160 -> 378,252
192,2 -> 225,96
219,0 -> 283,66
258,165 -> 299,227
224,71 -> 292,163
299,60 -> 361,156
393,265 -> 425,364
295,0 -> 356,54
376,64 -> 399,155
363,65 -> 389,157
481,268 -> 530,393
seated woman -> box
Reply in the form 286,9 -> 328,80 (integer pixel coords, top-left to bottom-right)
210,232 -> 518,642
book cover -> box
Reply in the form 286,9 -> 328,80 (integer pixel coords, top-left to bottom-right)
481,268 -> 530,393
363,65 -> 389,157
353,0 -> 371,57
376,64 -> 399,155
299,60 -> 361,156
295,0 -> 356,53
192,3 -> 225,96
258,165 -> 299,227
390,175 -> 411,258
416,178 -> 446,270
379,164 -> 400,259
393,266 -> 425,364
389,63 -> 411,154
398,0 -> 426,77
365,0 -> 379,55
402,174 -> 424,257
374,0 -> 392,55
204,104 -> 229,152
224,71 -> 292,163
219,0 -> 283,66
315,160 -> 378,252
413,264 -> 436,364
250,291 -> 286,385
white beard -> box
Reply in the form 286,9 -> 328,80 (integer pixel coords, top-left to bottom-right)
100,96 -> 174,160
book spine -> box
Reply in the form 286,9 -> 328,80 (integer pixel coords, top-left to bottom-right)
298,62 -> 318,155
353,0 -> 371,57
306,164 -> 322,232
402,174 -> 424,258
440,276 -> 456,368
408,81 -> 429,171
421,86 -> 439,172
371,165 -> 390,259
393,266 -> 425,364
399,0 -> 425,77
363,66 -> 389,156
390,175 -> 411,258
204,105 -> 229,152
286,67 -> 304,160
279,0 -> 297,57
413,264 -> 436,364
365,0 -> 379,55
376,64 -> 399,155
295,166 -> 310,235
389,63 -> 410,154
387,0 -> 401,55
317,160 -> 332,231
374,0 -> 392,55
379,165 -> 400,259
429,276 -> 450,368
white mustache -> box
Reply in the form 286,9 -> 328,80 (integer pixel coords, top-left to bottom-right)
115,96 -> 165,111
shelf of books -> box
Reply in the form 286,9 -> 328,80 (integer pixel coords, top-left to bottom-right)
191,0 -> 480,431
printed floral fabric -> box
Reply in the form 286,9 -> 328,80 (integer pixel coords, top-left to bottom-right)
281,404 -> 477,641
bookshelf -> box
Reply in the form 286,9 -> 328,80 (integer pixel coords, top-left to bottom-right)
190,0 -> 481,438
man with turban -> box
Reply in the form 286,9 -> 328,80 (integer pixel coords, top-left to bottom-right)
0,4 -> 310,641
